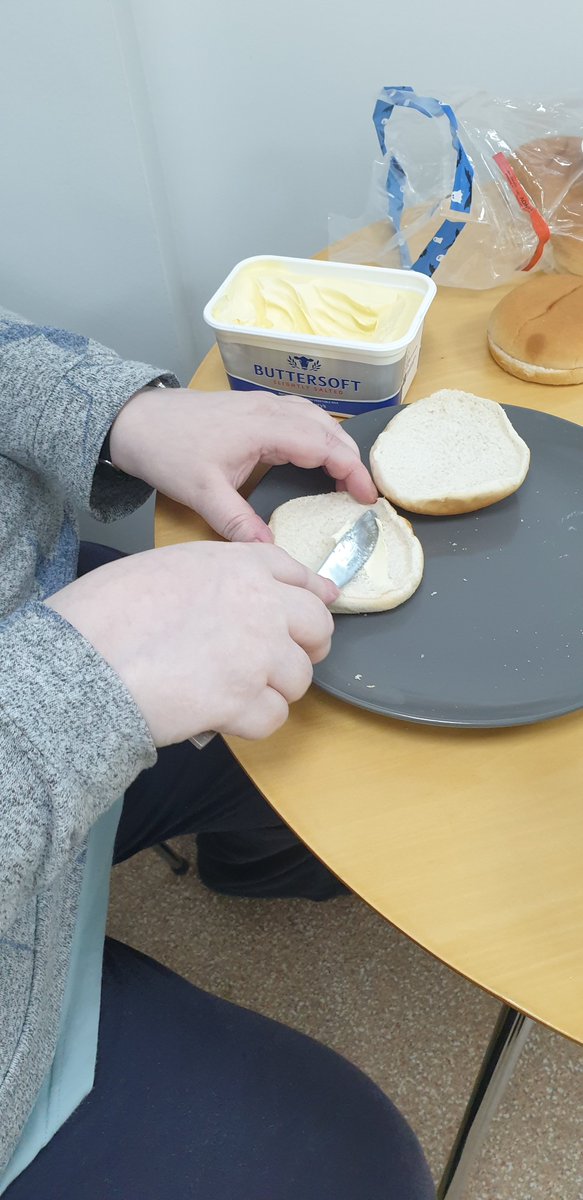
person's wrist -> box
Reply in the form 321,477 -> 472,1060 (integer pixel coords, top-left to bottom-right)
105,380 -> 166,475
97,425 -> 115,468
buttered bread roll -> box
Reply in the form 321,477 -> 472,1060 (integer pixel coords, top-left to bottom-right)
269,493 -> 424,614
370,391 -> 530,515
487,273 -> 583,384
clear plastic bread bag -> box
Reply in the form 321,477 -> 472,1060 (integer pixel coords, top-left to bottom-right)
328,87 -> 583,288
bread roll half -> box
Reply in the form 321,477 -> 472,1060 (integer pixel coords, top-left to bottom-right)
370,391 -> 530,516
269,493 -> 424,614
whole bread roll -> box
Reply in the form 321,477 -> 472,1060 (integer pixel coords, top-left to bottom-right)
510,136 -> 583,275
487,273 -> 583,384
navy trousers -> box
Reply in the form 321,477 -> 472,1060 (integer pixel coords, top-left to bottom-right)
6,543 -> 435,1197
8,938 -> 435,1199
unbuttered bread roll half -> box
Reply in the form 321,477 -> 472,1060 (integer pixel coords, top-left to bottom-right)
269,493 -> 424,614
370,391 -> 530,516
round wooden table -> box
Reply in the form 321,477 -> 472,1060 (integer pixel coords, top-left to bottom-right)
155,280 -> 583,1197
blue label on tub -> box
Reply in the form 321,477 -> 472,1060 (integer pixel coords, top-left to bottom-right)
226,373 -> 401,415
216,335 -> 416,415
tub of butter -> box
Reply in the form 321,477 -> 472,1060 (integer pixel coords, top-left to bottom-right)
203,256 -> 436,416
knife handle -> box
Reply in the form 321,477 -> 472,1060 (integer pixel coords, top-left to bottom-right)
190,731 -> 217,750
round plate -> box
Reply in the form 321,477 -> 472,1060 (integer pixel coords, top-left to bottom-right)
248,405 -> 583,728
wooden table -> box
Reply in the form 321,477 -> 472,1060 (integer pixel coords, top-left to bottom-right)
155,280 -> 583,1197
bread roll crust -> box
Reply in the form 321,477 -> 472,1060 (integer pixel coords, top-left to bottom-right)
487,273 -> 583,383
385,486 -> 523,517
487,331 -> 583,385
553,233 -> 583,276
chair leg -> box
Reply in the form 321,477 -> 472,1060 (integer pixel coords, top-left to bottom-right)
153,841 -> 190,876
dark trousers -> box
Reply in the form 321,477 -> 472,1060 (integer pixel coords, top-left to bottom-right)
8,937 -> 435,1199
6,543 -> 435,1197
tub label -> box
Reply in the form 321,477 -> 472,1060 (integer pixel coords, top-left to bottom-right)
217,339 -> 419,416
226,374 -> 401,415
254,359 -> 362,394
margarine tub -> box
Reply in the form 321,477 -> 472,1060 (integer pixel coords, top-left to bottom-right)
204,256 -> 436,416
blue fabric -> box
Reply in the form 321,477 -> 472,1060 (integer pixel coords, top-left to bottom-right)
0,800 -> 123,1194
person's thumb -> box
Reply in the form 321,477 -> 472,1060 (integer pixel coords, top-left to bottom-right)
201,479 -> 274,543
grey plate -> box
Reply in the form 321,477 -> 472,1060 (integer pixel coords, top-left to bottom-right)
248,405 -> 583,728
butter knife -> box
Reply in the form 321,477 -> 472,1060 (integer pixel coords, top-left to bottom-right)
190,509 -> 379,749
315,507 -> 379,588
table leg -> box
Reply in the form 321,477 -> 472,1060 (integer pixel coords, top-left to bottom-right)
437,1004 -> 533,1199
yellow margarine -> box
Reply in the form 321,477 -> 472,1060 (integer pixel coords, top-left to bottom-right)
213,262 -> 421,345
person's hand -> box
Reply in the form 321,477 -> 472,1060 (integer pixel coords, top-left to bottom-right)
46,542 -> 338,744
109,388 -> 377,542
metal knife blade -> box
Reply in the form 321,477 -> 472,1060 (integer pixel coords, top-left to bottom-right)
317,508 -> 379,588
190,509 -> 379,750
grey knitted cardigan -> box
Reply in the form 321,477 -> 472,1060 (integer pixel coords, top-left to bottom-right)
0,306 -> 176,1170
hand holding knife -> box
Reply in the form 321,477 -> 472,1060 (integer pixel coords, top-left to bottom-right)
190,510 -> 378,749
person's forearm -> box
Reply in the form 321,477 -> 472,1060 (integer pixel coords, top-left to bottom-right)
0,602 -> 156,932
0,306 -> 177,516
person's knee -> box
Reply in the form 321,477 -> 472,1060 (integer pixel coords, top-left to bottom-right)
228,1008 -> 435,1200
99,947 -> 435,1200
272,1035 -> 435,1199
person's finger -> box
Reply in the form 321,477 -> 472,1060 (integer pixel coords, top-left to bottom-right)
194,477 -> 274,543
260,545 -> 340,607
323,466 -> 354,494
263,425 -> 378,504
224,687 -> 289,740
268,641 -> 315,704
278,584 -> 335,661
273,393 -> 366,456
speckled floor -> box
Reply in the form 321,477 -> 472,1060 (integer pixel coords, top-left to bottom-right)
108,838 -> 583,1198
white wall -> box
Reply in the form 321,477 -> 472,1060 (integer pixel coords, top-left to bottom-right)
1,0 -> 582,549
